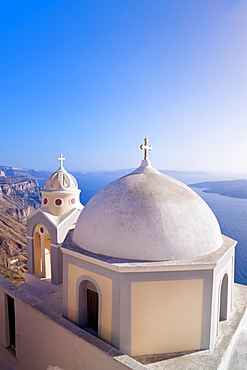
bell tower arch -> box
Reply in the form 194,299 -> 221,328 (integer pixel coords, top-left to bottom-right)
33,224 -> 51,280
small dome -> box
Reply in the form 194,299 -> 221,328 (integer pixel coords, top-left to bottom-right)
44,166 -> 78,193
73,162 -> 222,261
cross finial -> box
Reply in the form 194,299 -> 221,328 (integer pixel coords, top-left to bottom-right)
58,154 -> 66,168
140,138 -> 152,160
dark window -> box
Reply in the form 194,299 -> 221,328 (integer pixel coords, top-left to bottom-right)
87,289 -> 98,332
7,295 -> 16,349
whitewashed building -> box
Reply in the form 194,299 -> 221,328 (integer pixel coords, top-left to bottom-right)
0,143 -> 246,370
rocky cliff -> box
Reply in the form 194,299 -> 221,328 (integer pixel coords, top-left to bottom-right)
0,176 -> 41,220
0,175 -> 42,284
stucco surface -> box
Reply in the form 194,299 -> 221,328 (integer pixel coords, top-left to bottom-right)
227,328 -> 247,369
73,163 -> 222,261
67,263 -> 113,343
0,277 -> 145,370
0,356 -> 15,370
43,166 -> 78,193
41,165 -> 82,216
142,283 -> 247,369
0,278 -> 245,370
131,279 -> 204,356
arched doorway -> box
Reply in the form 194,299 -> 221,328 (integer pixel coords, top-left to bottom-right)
219,273 -> 228,321
78,279 -> 99,335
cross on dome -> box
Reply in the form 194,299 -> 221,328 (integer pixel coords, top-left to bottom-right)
140,138 -> 152,160
58,154 -> 66,168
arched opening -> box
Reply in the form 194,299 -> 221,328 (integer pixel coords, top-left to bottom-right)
34,232 -> 42,275
33,225 -> 51,280
44,235 -> 51,279
78,279 -> 99,335
219,273 -> 228,321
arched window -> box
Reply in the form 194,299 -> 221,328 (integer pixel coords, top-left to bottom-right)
219,273 -> 228,321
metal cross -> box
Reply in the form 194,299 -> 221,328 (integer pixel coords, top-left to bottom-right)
140,138 -> 152,160
58,154 -> 66,168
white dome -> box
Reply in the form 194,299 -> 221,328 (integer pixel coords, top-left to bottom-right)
44,167 -> 78,193
72,162 -> 222,261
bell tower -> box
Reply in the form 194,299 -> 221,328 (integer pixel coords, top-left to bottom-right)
26,155 -> 83,287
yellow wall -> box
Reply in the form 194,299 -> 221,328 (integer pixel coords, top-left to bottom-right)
34,232 -> 42,274
67,263 -> 112,343
131,279 -> 204,356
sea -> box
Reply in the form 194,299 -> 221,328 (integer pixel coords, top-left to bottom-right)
191,188 -> 247,286
39,172 -> 247,285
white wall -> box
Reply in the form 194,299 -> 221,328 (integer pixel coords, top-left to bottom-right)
0,277 -> 144,370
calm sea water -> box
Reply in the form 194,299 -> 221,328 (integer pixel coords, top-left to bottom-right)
39,173 -> 247,285
191,188 -> 247,286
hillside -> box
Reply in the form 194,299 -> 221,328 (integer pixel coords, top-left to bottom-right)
189,179 -> 247,199
0,176 -> 41,216
0,208 -> 27,284
0,175 -> 41,284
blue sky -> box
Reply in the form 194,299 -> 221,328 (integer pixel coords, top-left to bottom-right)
1,0 -> 246,175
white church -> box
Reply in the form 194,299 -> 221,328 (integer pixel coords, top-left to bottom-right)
0,140 -> 246,370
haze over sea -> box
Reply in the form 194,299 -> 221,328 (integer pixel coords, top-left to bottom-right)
40,171 -> 247,286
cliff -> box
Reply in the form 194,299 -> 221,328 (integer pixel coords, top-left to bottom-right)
0,175 -> 41,284
0,176 -> 41,220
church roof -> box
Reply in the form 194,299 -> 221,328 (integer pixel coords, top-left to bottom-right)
43,154 -> 79,194
72,155 -> 222,261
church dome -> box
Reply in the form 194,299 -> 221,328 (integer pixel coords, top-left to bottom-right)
41,155 -> 82,217
72,161 -> 222,261
44,155 -> 78,194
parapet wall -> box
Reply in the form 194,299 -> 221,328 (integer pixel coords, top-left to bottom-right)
0,277 -> 145,370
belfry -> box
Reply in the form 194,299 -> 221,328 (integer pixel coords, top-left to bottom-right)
26,155 -> 83,286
